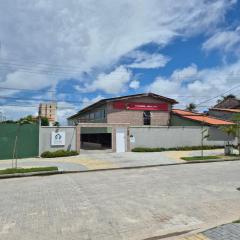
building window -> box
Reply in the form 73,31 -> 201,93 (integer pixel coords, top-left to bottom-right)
90,112 -> 95,120
143,111 -> 151,125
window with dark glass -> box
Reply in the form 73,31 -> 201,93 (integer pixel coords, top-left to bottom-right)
143,111 -> 151,125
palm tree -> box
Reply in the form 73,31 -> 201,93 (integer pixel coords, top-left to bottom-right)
186,103 -> 197,112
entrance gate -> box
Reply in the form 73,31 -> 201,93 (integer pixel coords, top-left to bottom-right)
76,123 -> 130,153
116,128 -> 126,153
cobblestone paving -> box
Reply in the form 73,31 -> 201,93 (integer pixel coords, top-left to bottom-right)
180,223 -> 240,240
0,161 -> 240,240
203,223 -> 240,240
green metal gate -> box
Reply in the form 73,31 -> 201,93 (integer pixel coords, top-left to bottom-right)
0,123 -> 39,160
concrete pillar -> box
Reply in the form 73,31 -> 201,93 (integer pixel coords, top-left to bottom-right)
112,127 -> 116,152
76,125 -> 81,153
126,127 -> 130,152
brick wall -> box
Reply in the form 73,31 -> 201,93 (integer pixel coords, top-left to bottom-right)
107,96 -> 171,126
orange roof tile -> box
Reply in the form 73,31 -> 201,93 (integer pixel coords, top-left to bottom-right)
172,109 -> 235,126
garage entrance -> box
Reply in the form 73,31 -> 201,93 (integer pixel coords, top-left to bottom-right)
77,123 -> 130,153
81,127 -> 112,150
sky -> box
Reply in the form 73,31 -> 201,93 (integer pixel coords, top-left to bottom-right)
0,0 -> 240,124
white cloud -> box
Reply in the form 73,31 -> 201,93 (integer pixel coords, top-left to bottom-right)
0,0 -> 236,119
0,0 -> 234,90
56,101 -> 78,125
0,71 -> 54,90
81,95 -> 105,108
129,80 -> 140,89
202,27 -> 240,53
126,51 -> 170,69
149,61 -> 240,109
0,105 -> 37,121
171,64 -> 198,81
76,66 -> 132,94
149,77 -> 179,96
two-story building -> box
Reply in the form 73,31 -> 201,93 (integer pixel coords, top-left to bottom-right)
68,93 -> 178,151
68,93 -> 177,126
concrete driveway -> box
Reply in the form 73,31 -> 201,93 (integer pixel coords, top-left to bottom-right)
0,148 -> 231,172
0,161 -> 240,240
0,151 -> 184,171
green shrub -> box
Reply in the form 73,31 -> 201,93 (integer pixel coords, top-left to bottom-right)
181,156 -> 221,161
132,147 -> 165,152
41,150 -> 78,158
0,167 -> 58,175
132,145 -> 223,152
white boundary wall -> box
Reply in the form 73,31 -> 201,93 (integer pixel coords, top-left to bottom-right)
39,126 -> 76,155
39,126 -> 236,154
129,126 -> 234,149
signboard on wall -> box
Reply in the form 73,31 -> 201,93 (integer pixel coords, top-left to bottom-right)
51,132 -> 65,146
113,101 -> 168,111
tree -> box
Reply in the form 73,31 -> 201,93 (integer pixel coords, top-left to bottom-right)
18,115 -> 36,124
221,113 -> 240,155
53,121 -> 60,127
41,117 -> 49,126
185,103 -> 197,112
232,114 -> 240,155
221,125 -> 236,145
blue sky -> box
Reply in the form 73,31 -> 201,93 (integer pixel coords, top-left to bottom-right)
0,0 -> 240,123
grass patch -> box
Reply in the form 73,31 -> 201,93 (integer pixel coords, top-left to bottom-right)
41,150 -> 78,158
181,156 -> 221,161
233,219 -> 240,223
0,166 -> 58,175
132,145 -> 223,152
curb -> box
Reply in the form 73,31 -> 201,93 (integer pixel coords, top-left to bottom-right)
60,157 -> 240,174
0,158 -> 239,179
184,157 -> 240,164
0,170 -> 63,179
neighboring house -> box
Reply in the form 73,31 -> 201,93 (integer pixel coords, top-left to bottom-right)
68,93 -> 178,126
213,96 -> 240,109
208,108 -> 240,121
171,109 -> 234,126
38,102 -> 57,125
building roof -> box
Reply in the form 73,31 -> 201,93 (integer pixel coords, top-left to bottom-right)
68,93 -> 178,120
209,108 -> 240,113
172,109 -> 234,126
213,96 -> 240,109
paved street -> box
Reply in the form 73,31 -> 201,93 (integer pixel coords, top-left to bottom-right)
0,161 -> 240,240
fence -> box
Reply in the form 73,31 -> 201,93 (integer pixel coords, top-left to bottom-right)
0,123 -> 39,160
129,126 -> 234,149
39,126 -> 77,154
0,124 -> 234,160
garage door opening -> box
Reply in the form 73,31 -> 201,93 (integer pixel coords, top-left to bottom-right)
80,127 -> 112,150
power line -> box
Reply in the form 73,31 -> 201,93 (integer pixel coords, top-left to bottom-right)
1,59 -> 240,78
0,86 -> 55,92
0,104 -> 76,109
195,84 -> 240,107
1,85 -> 240,99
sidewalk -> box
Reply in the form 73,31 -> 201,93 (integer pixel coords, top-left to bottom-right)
0,149 -> 239,173
0,151 -> 184,171
179,223 -> 240,240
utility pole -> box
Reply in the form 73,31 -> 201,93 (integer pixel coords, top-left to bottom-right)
237,120 -> 240,156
